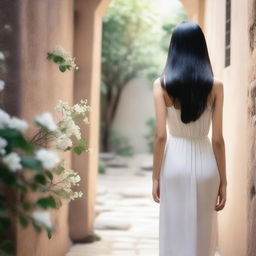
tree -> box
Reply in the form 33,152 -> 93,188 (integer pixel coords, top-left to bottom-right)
101,0 -> 164,152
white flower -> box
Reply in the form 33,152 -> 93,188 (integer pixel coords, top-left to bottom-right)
0,109 -> 11,129
9,117 -> 28,133
35,112 -> 57,131
2,152 -> 22,172
73,104 -> 85,114
59,117 -> 81,139
4,24 -> 11,31
0,137 -> 7,155
83,116 -> 90,124
35,149 -> 60,170
70,191 -> 83,200
0,52 -> 5,61
87,147 -> 93,153
56,134 -> 72,150
0,80 -> 5,92
32,211 -> 52,229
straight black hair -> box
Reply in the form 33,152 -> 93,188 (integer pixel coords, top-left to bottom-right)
160,20 -> 214,124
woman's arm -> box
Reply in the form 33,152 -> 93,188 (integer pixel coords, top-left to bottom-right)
212,80 -> 227,185
152,78 -> 167,202
211,80 -> 227,210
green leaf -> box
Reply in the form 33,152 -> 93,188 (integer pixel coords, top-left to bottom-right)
0,129 -> 34,153
12,182 -> 27,193
36,196 -> 57,209
53,165 -> 65,175
0,240 -> 15,255
53,189 -> 70,200
0,205 -> 6,216
19,214 -> 29,228
47,228 -> 52,239
0,217 -> 11,233
30,183 -> 38,191
34,174 -> 47,185
21,156 -> 43,171
59,65 -> 67,72
53,197 -> 62,209
47,52 -> 54,60
73,138 -> 87,155
0,168 -> 16,186
45,171 -> 53,181
21,201 -> 32,211
53,55 -> 65,63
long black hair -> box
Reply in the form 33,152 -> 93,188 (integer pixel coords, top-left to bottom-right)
160,20 -> 214,124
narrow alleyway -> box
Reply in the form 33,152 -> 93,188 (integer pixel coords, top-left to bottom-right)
66,154 -> 159,256
66,153 -> 222,256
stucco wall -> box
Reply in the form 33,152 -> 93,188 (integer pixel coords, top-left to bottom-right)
16,1 -> 74,255
112,77 -> 155,153
203,0 -> 249,255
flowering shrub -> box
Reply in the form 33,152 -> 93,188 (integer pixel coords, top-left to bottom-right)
0,45 -> 88,255
47,45 -> 79,72
0,97 -> 91,254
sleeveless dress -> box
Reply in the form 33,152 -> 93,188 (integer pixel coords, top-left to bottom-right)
159,103 -> 220,256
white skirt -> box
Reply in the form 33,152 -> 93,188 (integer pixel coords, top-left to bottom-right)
159,134 -> 220,256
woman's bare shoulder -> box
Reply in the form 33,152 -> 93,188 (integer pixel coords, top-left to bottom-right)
213,77 -> 224,91
211,77 -> 224,98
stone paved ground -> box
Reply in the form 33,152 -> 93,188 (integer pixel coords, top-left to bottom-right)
66,153 -> 159,256
66,153 -> 222,256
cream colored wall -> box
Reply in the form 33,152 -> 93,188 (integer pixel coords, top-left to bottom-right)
112,77 -> 155,153
203,1 -> 249,255
17,0 -> 74,255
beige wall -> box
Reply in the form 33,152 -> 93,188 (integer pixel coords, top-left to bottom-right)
112,77 -> 155,153
69,0 -> 112,242
182,0 -> 249,255
204,1 -> 249,255
16,0 -> 74,255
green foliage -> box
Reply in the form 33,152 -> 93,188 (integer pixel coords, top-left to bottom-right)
0,129 -> 34,153
144,117 -> 156,153
36,196 -> 57,209
98,164 -> 106,174
110,129 -> 133,157
21,156 -> 43,171
73,139 -> 87,155
102,0 -> 163,88
0,240 -> 15,256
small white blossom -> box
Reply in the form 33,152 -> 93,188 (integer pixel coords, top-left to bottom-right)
0,109 -> 11,129
4,24 -> 12,31
0,52 -> 5,61
70,191 -> 83,200
0,137 -> 7,155
87,147 -> 93,153
59,117 -> 81,139
35,149 -> 60,170
0,80 -> 5,92
32,211 -> 52,229
56,134 -> 72,150
2,152 -> 22,172
35,112 -> 57,131
9,117 -> 28,133
83,116 -> 90,124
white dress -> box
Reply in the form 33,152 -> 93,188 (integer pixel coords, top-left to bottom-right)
159,103 -> 220,256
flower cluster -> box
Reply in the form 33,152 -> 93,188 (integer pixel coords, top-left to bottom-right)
47,45 -> 79,72
0,109 -> 28,133
54,99 -> 92,153
52,163 -> 83,201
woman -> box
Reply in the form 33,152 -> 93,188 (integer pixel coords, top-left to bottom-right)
152,21 -> 227,256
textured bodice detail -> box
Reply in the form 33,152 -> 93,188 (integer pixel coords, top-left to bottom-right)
166,105 -> 213,139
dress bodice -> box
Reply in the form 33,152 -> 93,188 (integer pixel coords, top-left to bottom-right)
166,105 -> 213,138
